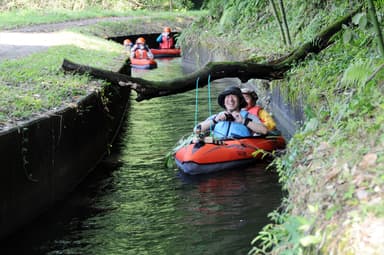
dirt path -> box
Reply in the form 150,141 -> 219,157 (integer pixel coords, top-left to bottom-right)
0,17 -> 136,61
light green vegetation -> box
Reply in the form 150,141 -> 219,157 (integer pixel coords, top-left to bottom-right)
0,0 -> 196,12
0,33 -> 125,126
0,9 -> 202,31
179,1 -> 362,59
74,13 -> 204,38
0,6 -> 202,128
251,30 -> 384,255
0,8 -> 122,30
179,0 -> 384,254
0,0 -> 199,30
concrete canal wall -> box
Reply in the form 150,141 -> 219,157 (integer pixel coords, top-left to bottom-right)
0,83 -> 131,239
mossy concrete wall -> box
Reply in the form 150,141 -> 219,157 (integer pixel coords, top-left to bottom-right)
182,41 -> 304,139
0,84 -> 130,239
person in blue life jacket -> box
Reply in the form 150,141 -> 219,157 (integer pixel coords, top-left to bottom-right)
194,86 -> 268,139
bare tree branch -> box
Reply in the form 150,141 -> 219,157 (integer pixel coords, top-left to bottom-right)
62,5 -> 362,102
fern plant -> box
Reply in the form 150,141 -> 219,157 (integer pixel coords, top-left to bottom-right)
341,60 -> 372,88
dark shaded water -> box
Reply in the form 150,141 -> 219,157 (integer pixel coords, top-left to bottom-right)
0,58 -> 282,255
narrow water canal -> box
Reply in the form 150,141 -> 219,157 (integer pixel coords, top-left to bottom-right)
0,58 -> 282,255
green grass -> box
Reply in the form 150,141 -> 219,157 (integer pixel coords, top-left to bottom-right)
74,12 -> 204,38
0,8 -> 202,30
0,8 -> 117,30
0,11 -> 202,128
0,33 -> 125,126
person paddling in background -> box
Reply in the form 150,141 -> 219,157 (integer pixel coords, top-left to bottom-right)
241,87 -> 277,132
130,37 -> 154,59
194,86 -> 267,139
156,27 -> 175,49
123,39 -> 133,52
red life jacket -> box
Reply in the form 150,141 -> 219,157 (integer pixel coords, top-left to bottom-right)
134,49 -> 149,59
159,35 -> 174,49
247,106 -> 265,123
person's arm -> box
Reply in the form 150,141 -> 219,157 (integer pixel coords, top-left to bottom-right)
244,117 -> 268,135
156,34 -> 163,43
241,113 -> 268,135
259,109 -> 276,130
130,45 -> 137,58
194,112 -> 268,135
194,115 -> 218,133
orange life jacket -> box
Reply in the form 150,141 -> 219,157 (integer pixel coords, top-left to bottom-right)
247,106 -> 264,122
134,49 -> 149,59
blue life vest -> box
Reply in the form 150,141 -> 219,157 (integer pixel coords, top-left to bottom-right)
213,110 -> 251,139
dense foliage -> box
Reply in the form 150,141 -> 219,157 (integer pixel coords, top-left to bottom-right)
182,0 -> 384,254
181,0 -> 367,56
1,0 -> 383,254
0,0 -> 202,11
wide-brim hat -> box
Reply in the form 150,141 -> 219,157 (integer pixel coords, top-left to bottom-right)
217,86 -> 247,109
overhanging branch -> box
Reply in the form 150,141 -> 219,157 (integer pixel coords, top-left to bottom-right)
62,5 -> 362,102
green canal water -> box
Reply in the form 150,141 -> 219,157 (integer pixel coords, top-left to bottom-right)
0,58 -> 282,255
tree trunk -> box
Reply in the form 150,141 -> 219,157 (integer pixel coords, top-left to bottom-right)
367,0 -> 384,57
279,0 -> 291,46
62,6 -> 361,102
62,59 -> 287,101
269,0 -> 287,45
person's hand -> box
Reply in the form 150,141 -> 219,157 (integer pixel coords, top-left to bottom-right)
214,112 -> 228,122
194,124 -> 202,134
215,112 -> 239,122
231,112 -> 244,123
225,113 -> 235,121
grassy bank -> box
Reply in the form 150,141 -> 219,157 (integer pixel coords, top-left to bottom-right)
0,8 -> 202,31
0,10 -> 201,129
182,1 -> 384,254
0,8 -> 122,30
0,33 -> 125,128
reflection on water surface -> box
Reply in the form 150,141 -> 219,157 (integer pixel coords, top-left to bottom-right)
0,58 -> 282,255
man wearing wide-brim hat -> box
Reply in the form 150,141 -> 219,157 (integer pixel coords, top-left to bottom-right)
194,86 -> 267,139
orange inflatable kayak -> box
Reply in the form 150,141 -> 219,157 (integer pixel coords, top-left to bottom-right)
130,57 -> 157,69
174,135 -> 286,175
151,48 -> 181,58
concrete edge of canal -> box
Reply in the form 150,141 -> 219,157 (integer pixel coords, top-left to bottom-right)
0,82 -> 131,239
